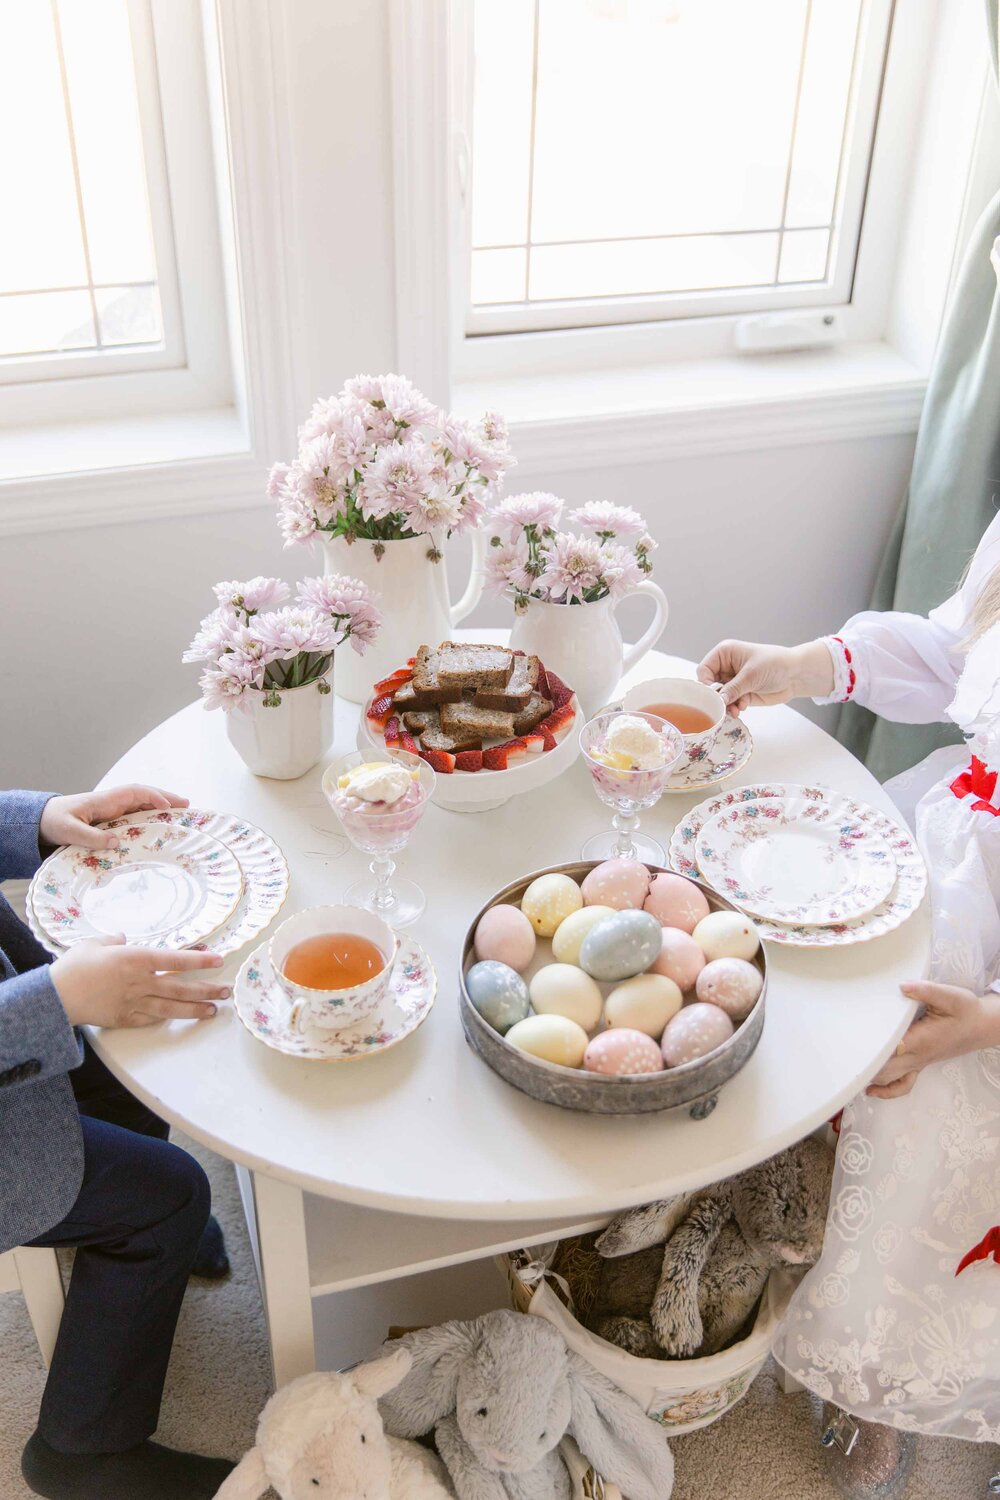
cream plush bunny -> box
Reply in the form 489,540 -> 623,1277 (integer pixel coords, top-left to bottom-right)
214,1346 -> 454,1500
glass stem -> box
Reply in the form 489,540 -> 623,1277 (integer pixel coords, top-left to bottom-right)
612,804 -> 639,858
370,855 -> 396,909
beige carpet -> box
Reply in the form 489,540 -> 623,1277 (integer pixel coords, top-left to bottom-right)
1,1134 -> 994,1500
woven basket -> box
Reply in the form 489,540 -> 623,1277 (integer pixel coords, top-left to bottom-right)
503,1240 -> 795,1437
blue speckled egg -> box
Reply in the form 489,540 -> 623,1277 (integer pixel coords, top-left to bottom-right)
465,960 -> 530,1034
579,909 -> 663,983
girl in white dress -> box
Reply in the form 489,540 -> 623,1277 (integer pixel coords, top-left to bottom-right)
700,510 -> 1000,1496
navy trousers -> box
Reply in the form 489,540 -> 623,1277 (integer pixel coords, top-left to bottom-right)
26,1044 -> 211,1454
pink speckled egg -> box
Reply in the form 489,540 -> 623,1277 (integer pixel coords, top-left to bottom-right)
648,927 -> 706,991
474,903 -> 536,973
585,1028 -> 665,1077
695,957 -> 763,1021
661,1002 -> 734,1067
581,859 -> 651,911
643,873 -> 711,933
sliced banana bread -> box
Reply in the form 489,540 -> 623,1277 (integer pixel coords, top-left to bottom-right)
474,653 -> 539,711
439,699 -> 516,741
435,641 -> 514,689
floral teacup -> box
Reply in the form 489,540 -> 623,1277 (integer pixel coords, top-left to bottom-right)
623,676 -> 726,761
268,904 -> 399,1033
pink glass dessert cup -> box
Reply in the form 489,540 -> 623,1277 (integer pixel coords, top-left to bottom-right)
580,710 -> 684,863
322,749 -> 436,928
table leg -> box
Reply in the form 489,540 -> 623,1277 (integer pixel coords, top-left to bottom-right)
776,1363 -> 806,1395
251,1171 -> 316,1386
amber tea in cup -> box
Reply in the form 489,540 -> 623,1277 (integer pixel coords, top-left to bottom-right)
282,933 -> 385,991
640,702 -> 717,735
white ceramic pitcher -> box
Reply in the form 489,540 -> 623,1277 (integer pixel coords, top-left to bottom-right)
509,582 -> 669,715
319,531 -> 486,703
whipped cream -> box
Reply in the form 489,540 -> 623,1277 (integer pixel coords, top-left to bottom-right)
604,714 -> 666,770
338,761 -> 413,805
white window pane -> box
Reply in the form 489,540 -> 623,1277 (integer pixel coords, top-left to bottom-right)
471,0 -> 535,247
471,248 -> 528,305
0,1 -> 87,292
0,290 -> 95,357
95,284 -> 162,345
57,0 -> 157,285
528,233 -> 779,301
528,0 -> 807,244
778,228 -> 830,283
785,0 -> 863,228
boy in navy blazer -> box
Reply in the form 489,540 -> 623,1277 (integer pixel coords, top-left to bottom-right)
1,785 -> 236,1499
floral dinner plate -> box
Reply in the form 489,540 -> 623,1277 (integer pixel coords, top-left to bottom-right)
33,822 -> 243,950
695,794 -> 897,925
233,937 -> 436,1060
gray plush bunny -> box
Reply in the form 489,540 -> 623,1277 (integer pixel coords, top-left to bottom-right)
373,1308 -> 674,1500
590,1136 -> 834,1359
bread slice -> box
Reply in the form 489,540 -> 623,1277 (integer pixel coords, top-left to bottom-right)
513,691 -> 553,735
421,724 -> 482,753
435,642 -> 514,690
475,653 -> 539,711
402,709 -> 439,734
393,679 -> 443,712
411,645 -> 463,704
440,699 -> 515,741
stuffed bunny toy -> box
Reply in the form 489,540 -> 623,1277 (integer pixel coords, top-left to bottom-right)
589,1135 -> 834,1359
373,1308 -> 674,1500
214,1345 -> 453,1500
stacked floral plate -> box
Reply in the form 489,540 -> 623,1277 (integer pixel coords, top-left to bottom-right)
25,808 -> 289,960
669,783 -> 927,947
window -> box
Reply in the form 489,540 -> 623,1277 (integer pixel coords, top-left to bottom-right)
463,0 -> 894,336
1,0 -> 234,430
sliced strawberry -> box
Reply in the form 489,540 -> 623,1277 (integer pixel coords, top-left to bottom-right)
523,732 -> 546,754
419,747 -> 456,774
550,685 -> 574,710
455,749 -> 484,772
544,669 -> 571,701
536,664 -> 551,698
541,728 -> 557,751
372,667 -> 413,696
539,702 -> 576,739
501,736 -> 529,763
399,731 -> 420,755
383,715 -> 401,748
366,693 -> 395,727
406,654 -> 417,666
483,744 -> 510,771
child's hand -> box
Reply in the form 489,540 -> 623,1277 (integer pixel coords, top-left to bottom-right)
697,639 -> 834,716
40,785 -> 189,850
51,937 -> 230,1029
866,982 -> 1000,1099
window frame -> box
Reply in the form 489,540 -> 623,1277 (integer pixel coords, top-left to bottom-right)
0,0 -> 233,428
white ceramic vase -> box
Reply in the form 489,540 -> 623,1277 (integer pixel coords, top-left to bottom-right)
508,582 -> 669,715
318,531 -> 486,703
225,670 -> 334,780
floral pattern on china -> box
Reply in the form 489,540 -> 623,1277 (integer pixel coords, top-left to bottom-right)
32,821 -> 243,950
233,936 -> 436,1060
669,784 -> 927,947
694,794 -> 898,926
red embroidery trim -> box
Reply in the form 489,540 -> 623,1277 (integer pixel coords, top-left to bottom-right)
950,756 -> 1000,817
831,638 -> 856,701
956,1226 -> 1000,1276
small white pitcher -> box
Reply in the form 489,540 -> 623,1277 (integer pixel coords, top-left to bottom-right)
225,671 -> 334,780
509,583 -> 669,715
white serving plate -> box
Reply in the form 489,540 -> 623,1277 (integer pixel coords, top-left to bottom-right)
357,699 -> 583,812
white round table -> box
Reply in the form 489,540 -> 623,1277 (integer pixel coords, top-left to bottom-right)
90,642 -> 929,1382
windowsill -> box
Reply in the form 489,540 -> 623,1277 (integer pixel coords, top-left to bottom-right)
0,405 -> 249,485
453,340 -> 927,465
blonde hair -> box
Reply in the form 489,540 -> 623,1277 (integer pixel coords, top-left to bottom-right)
968,559 -> 1000,644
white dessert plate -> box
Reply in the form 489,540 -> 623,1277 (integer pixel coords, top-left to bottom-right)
28,808 -> 289,960
695,794 -> 897,925
33,821 -> 243,950
669,783 -> 927,948
358,701 -> 584,813
233,937 -> 436,1060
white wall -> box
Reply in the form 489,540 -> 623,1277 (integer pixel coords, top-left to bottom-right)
0,0 -> 917,792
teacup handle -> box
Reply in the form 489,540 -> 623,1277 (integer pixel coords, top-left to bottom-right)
450,527 -> 486,626
619,580 -> 669,676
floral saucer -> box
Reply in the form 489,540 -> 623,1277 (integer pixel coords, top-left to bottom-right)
233,937 -> 436,1060
666,717 -> 753,792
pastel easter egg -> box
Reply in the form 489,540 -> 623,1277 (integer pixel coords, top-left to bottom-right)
695,957 -> 763,1021
604,973 -> 683,1036
692,910 -> 761,962
551,904 -> 615,965
474,904 -> 536,973
521,873 -> 584,937
465,960 -> 530,1034
648,927 -> 707,991
661,1002 -> 734,1067
585,1028 -> 665,1077
506,1014 -> 589,1069
581,859 -> 652,911
529,964 -> 603,1031
643,873 -> 711,934
579,909 -> 662,983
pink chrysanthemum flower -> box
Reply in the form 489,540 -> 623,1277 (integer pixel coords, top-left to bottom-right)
213,577 -> 290,615
570,501 -> 646,538
253,607 -> 338,658
489,491 -> 564,537
540,532 -> 605,603
199,660 -> 258,713
358,440 -> 437,522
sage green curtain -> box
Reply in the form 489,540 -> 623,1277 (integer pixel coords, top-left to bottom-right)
837,2 -> 1000,781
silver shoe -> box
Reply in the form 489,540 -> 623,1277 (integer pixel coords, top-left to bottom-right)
987,1474 -> 1000,1495
820,1404 -> 916,1500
